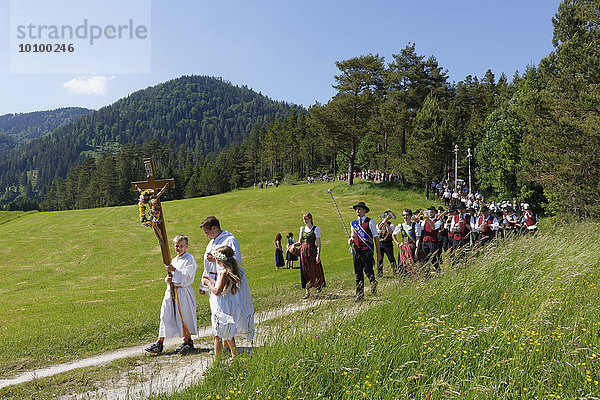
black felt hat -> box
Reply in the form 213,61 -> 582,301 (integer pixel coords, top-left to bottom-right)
352,201 -> 370,213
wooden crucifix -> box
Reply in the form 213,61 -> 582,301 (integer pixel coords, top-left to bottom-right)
131,158 -> 175,265
131,158 -> 177,313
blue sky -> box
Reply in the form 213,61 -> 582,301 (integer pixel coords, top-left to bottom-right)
0,0 -> 561,115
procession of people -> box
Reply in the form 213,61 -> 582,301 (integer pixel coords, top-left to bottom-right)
143,180 -> 539,355
267,185 -> 537,306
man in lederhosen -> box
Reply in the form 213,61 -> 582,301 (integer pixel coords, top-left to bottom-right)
521,204 -> 538,234
475,206 -> 498,245
348,201 -> 382,302
450,202 -> 472,250
377,211 -> 397,277
421,206 -> 441,272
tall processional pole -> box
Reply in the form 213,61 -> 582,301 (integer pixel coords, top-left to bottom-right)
453,144 -> 459,189
131,158 -> 176,315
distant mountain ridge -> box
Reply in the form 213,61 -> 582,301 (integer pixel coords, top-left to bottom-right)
0,75 -> 294,204
0,107 -> 93,156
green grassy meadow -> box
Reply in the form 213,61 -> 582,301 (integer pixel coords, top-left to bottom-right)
0,180 -> 430,377
5,180 -> 600,399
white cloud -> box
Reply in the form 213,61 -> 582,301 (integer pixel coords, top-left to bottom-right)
63,75 -> 115,95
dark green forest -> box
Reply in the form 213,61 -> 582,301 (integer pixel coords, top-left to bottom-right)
2,0 -> 599,218
0,75 -> 293,208
0,107 -> 92,156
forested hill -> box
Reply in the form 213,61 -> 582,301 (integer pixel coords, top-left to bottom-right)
0,107 -> 93,156
0,75 -> 293,203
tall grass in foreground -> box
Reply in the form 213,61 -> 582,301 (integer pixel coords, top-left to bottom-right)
155,222 -> 600,399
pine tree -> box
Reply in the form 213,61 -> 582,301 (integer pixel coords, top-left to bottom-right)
520,0 -> 600,217
407,95 -> 450,199
311,54 -> 385,185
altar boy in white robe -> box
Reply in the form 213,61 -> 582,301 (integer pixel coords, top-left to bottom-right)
199,216 -> 255,350
145,234 -> 198,354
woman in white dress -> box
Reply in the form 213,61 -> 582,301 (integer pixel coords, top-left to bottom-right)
202,245 -> 254,359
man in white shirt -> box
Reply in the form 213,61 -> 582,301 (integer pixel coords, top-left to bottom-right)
475,206 -> 499,245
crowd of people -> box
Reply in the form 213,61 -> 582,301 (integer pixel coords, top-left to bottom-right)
345,195 -> 539,301
378,198 -> 538,277
270,183 -> 538,304
337,169 -> 402,183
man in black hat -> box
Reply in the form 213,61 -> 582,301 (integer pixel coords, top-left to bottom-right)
466,207 -> 478,247
441,206 -> 455,252
504,207 -> 519,236
348,201 -> 382,301
495,210 -> 506,239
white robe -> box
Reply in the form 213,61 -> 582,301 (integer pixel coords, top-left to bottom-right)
158,252 -> 198,338
201,230 -> 255,340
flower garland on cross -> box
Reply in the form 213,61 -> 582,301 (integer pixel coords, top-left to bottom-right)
135,182 -> 170,244
138,189 -> 162,227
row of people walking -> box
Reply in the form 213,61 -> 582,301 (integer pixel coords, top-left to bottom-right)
274,197 -> 538,303
377,202 -> 539,275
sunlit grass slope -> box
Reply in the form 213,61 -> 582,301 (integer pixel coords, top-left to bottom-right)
0,180 -> 430,377
157,221 -> 600,399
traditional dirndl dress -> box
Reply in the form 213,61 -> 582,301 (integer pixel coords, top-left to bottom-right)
398,223 -> 419,274
299,226 -> 326,289
286,237 -> 298,261
275,241 -> 285,267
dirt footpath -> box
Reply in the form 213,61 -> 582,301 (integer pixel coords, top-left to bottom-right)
0,297 -> 345,400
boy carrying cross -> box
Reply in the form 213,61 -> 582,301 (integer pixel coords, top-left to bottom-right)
145,234 -> 198,354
